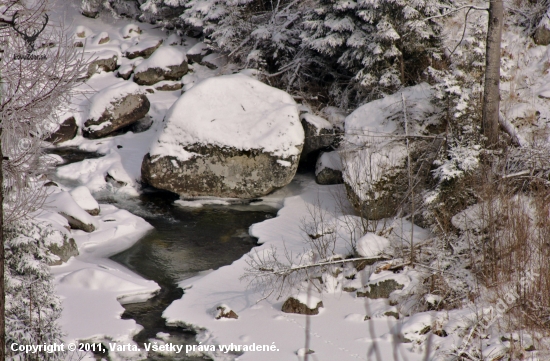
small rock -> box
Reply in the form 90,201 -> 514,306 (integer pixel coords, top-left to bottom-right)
342,287 -> 357,292
81,9 -> 99,19
215,305 -> 238,319
201,53 -> 228,69
45,116 -> 78,144
186,42 -> 210,64
117,64 -> 134,80
315,151 -> 343,185
76,31 -> 86,38
122,24 -> 142,39
125,39 -> 162,59
146,88 -> 155,94
97,32 -> 110,44
74,41 -> 84,47
384,311 -> 399,319
356,279 -> 404,299
300,113 -> 338,163
534,16 -> 550,46
44,181 -> 58,187
281,297 -> 323,315
133,47 -> 188,86
155,82 -> 183,91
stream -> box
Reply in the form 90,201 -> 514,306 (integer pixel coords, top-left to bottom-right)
49,147 -> 279,360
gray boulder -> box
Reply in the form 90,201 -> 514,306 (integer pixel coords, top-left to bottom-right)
87,52 -> 118,78
83,82 -> 150,139
133,46 -> 188,86
48,237 -> 79,266
141,74 -> 304,198
45,116 -> 78,144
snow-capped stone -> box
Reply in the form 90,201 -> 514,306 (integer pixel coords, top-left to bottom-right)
200,52 -> 228,69
117,63 -> 134,80
46,191 -> 98,233
315,151 -> 343,185
133,46 -> 188,85
534,12 -> 550,46
215,304 -> 238,320
300,113 -> 338,162
92,32 -> 110,45
83,81 -> 150,139
45,116 -> 78,144
141,74 -> 303,198
125,39 -> 163,59
48,237 -> 79,266
87,50 -> 119,77
69,186 -> 100,216
186,42 -> 210,63
342,83 -> 436,220
121,24 -> 142,39
282,295 -> 323,315
356,233 -> 390,257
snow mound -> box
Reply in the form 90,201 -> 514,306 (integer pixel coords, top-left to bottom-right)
60,268 -> 151,293
345,83 -> 436,145
87,81 -> 145,122
135,46 -> 187,73
46,191 -> 99,232
149,74 -> 303,162
356,233 -> 390,257
315,151 -> 342,175
70,186 -> 100,214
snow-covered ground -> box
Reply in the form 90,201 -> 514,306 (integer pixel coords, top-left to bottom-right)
42,2 -> 550,361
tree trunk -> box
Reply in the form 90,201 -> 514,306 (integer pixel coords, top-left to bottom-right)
482,0 -> 504,147
0,129 -> 4,360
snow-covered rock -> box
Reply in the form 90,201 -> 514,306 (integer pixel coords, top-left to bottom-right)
87,50 -> 119,78
356,233 -> 390,257
46,191 -> 99,233
342,83 -> 437,219
48,237 -> 79,266
186,41 -> 210,63
534,12 -> 550,46
133,46 -> 188,85
83,81 -> 150,139
281,294 -> 324,315
70,186 -> 100,216
141,74 -> 303,198
45,116 -> 78,144
125,39 -> 162,59
200,53 -> 228,69
315,151 -> 343,185
300,113 -> 339,163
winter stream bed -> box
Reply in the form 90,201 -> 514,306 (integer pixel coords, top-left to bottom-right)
49,148 -> 278,360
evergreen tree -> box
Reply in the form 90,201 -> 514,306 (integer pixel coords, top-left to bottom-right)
302,0 -> 444,107
5,221 -> 64,360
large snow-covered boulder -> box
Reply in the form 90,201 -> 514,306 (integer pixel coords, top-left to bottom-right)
342,84 -> 437,219
133,46 -> 188,86
83,82 -> 150,139
141,74 -> 304,198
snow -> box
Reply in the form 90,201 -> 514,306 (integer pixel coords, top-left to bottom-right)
187,41 -> 208,56
163,179 -> 427,361
70,186 -> 100,212
52,204 -> 158,343
46,190 -> 99,230
134,46 -> 187,73
149,74 -> 304,162
86,81 -> 145,122
315,151 -> 342,175
356,233 -> 390,257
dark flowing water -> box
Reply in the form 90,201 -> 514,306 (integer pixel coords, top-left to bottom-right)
51,148 -> 278,360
